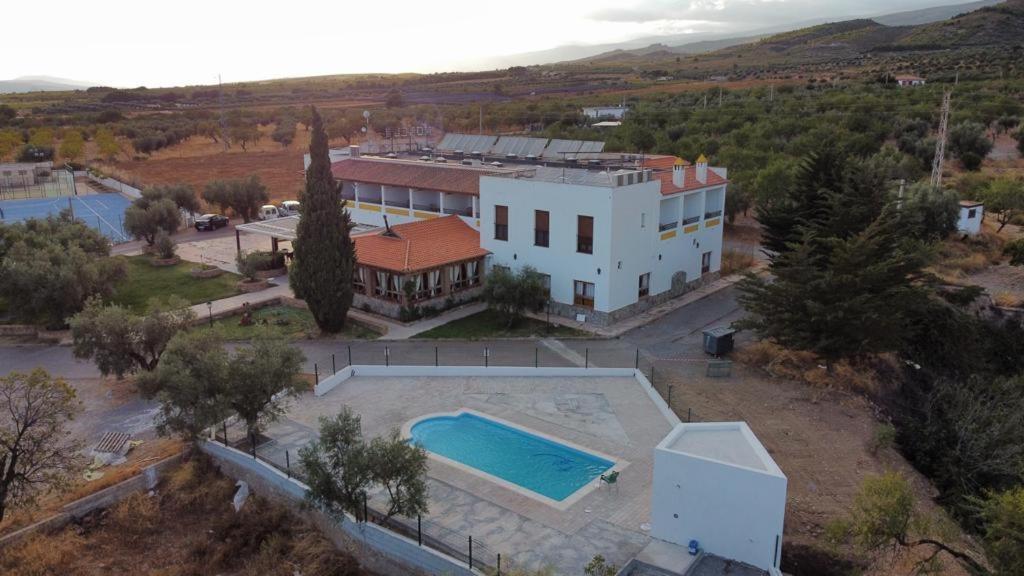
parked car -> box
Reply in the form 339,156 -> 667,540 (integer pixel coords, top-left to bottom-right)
194,213 -> 229,231
258,205 -> 281,220
279,200 -> 300,217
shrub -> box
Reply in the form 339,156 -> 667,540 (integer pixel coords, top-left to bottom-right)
1005,238 -> 1024,267
153,231 -> 176,260
235,251 -> 281,280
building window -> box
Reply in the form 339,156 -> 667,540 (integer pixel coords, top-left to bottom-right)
701,251 -> 712,275
577,215 -> 593,254
641,212 -> 646,228
573,280 -> 595,309
353,267 -> 366,294
494,205 -> 508,241
534,210 -> 549,247
539,273 -> 551,298
638,273 -> 650,298
968,208 -> 977,219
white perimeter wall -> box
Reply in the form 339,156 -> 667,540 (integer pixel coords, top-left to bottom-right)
650,449 -> 786,571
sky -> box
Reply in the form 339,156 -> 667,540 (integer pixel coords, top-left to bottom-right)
1,0 -> 975,88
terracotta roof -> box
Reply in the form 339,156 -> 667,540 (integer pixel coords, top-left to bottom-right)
643,156 -> 728,195
959,199 -> 983,207
332,158 -> 504,196
353,215 -> 488,274
642,155 -> 690,169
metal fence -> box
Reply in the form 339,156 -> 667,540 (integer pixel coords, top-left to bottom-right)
211,429 -> 525,574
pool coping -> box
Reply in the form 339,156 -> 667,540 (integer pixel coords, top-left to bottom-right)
401,407 -> 629,511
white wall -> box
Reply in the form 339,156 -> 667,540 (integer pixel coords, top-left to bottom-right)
650,442 -> 786,571
480,176 -> 618,312
958,205 -> 983,235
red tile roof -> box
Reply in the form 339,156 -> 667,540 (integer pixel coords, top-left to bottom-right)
643,157 -> 728,195
353,215 -> 488,274
332,158 -> 503,196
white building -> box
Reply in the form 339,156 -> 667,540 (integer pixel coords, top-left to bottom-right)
894,74 -> 926,87
480,155 -> 726,325
323,146 -> 727,325
651,422 -> 787,573
582,105 -> 628,120
957,200 -> 984,235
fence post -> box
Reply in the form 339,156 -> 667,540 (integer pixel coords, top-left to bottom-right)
332,354 -> 336,374
385,346 -> 390,367
635,348 -> 640,369
668,385 -> 673,407
651,366 -> 655,386
435,347 -> 438,367
418,515 -> 422,546
251,431 -> 257,459
347,345 -> 352,367
498,553 -> 502,576
534,347 -> 538,368
585,348 -> 589,369
363,492 -> 368,523
468,536 -> 473,568
286,450 -> 291,478
222,421 -> 228,446
314,363 -> 319,384
484,347 -> 489,368
688,407 -> 692,423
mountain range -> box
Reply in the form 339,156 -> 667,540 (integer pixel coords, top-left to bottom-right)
475,0 -> 1002,68
0,76 -> 98,94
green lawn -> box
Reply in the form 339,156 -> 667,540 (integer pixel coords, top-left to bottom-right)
111,256 -> 241,314
210,305 -> 380,341
416,309 -> 590,339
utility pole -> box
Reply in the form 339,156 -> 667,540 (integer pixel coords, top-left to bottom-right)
718,86 -> 723,107
769,84 -> 774,103
930,90 -> 952,191
703,94 -> 707,109
478,105 -> 483,135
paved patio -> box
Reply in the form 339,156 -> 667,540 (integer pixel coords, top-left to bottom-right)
257,373 -> 675,573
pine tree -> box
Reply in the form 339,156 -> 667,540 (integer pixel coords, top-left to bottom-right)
289,107 -> 355,333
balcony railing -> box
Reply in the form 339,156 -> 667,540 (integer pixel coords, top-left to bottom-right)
577,235 -> 593,254
704,210 -> 722,219
412,203 -> 440,212
358,198 -> 382,206
384,199 -> 411,208
658,222 -> 678,232
682,215 -> 700,225
534,229 -> 549,247
442,207 -> 473,216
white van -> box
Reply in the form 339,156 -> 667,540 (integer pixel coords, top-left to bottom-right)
258,205 -> 281,220
279,200 -> 300,217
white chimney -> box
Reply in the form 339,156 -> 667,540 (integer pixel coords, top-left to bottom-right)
349,145 -> 360,158
695,154 -> 708,184
672,158 -> 686,188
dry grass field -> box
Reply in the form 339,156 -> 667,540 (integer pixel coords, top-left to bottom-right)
0,456 -> 368,576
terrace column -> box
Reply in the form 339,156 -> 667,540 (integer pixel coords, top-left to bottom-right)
441,264 -> 452,296
472,196 -> 478,218
439,192 -> 446,215
408,188 -> 414,211
353,182 -> 360,205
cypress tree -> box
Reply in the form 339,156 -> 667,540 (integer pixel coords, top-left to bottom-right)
289,106 -> 355,333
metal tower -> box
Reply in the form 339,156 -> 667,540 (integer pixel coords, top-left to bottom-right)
930,90 -> 951,190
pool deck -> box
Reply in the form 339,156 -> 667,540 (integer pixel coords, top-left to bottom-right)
259,374 -> 675,573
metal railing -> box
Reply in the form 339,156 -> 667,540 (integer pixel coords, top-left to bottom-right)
658,221 -> 678,232
682,215 -> 701,225
704,210 -> 722,219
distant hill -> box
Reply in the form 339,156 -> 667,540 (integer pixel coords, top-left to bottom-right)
874,0 -> 1001,25
560,0 -> 1007,66
0,76 -> 97,94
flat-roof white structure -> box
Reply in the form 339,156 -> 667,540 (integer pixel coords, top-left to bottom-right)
651,422 -> 786,573
957,200 -> 984,236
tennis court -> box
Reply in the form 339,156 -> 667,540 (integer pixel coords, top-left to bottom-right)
0,193 -> 133,242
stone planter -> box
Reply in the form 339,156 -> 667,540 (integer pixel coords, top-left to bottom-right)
190,266 -> 224,279
255,267 -> 287,280
150,256 -> 180,267
237,279 -> 270,293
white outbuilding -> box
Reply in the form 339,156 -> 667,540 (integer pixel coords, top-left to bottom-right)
650,422 -> 787,573
957,200 -> 984,236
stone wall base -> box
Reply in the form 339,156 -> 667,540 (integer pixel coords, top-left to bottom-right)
353,287 -> 482,321
548,271 -> 721,327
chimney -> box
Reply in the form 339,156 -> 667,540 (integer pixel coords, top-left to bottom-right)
348,145 -> 360,158
672,157 -> 685,188
695,154 -> 708,184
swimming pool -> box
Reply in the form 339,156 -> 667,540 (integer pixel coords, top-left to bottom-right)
409,411 -> 614,502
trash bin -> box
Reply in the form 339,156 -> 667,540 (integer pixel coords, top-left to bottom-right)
702,327 -> 735,356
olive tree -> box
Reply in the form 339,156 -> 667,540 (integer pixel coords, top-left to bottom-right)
202,176 -> 268,223
0,369 -> 82,523
367,429 -> 428,519
123,197 -> 180,245
69,296 -> 195,378
300,408 -> 374,520
481,265 -> 548,328
226,337 -> 308,443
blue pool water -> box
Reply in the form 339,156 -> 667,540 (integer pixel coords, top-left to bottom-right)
410,412 -> 613,501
